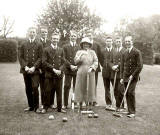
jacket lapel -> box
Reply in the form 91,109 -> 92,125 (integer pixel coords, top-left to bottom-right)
49,45 -> 59,59
125,47 -> 135,61
27,39 -> 38,51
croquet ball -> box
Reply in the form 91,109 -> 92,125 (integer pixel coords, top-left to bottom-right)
88,114 -> 93,118
62,117 -> 68,122
48,115 -> 55,120
94,113 -> 99,118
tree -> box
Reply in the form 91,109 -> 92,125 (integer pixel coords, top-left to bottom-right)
113,17 -> 132,39
37,0 -> 102,41
0,16 -> 15,38
149,14 -> 160,52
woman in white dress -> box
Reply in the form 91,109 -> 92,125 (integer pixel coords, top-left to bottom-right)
74,37 -> 98,110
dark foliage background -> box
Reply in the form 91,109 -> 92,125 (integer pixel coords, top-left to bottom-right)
0,39 -> 18,62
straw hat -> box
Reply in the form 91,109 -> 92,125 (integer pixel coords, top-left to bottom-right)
80,37 -> 93,49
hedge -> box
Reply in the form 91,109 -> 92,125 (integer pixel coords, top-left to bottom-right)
153,53 -> 160,64
134,42 -> 154,65
0,39 -> 18,62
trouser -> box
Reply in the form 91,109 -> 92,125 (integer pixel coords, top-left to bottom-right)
50,87 -> 56,106
94,71 -> 99,102
124,79 -> 137,114
64,74 -> 76,106
44,77 -> 62,111
103,77 -> 112,105
23,74 -> 39,111
39,73 -> 45,106
113,79 -> 125,108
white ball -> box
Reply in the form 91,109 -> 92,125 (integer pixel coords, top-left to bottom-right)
62,117 -> 68,122
49,115 -> 55,120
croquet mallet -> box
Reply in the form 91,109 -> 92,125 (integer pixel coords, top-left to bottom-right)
81,73 -> 94,114
113,78 -> 132,117
105,71 -> 117,111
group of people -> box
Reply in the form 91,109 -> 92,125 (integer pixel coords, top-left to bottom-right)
19,26 -> 143,118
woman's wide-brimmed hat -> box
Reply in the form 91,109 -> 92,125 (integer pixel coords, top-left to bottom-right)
80,37 -> 93,49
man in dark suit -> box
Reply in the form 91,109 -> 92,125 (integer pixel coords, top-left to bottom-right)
99,36 -> 115,110
120,36 -> 143,118
63,30 -> 80,109
39,27 -> 51,109
110,37 -> 126,111
42,31 -> 66,113
85,31 -> 102,106
19,27 -> 42,113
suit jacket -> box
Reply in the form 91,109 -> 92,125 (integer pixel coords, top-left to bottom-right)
19,39 -> 43,74
120,47 -> 143,82
91,42 -> 102,72
110,47 -> 126,79
100,48 -> 114,79
42,45 -> 65,79
39,38 -> 51,73
63,43 -> 81,75
40,38 -> 51,49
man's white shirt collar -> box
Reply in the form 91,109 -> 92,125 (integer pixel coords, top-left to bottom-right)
128,46 -> 133,53
51,43 -> 57,49
41,38 -> 46,43
106,46 -> 112,51
70,41 -> 76,47
117,46 -> 123,52
29,38 -> 35,43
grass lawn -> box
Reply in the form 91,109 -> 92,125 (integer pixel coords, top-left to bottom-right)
0,62 -> 160,135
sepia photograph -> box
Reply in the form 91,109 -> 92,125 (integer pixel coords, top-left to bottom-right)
0,0 -> 160,135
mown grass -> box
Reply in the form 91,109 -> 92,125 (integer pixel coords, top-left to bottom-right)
0,62 -> 160,135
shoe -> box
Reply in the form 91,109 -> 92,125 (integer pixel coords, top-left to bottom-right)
58,109 -> 66,113
24,107 -> 34,112
117,108 -> 126,112
105,105 -> 115,111
127,114 -> 135,118
50,104 -> 57,109
40,105 -> 44,109
41,109 -> 47,114
93,102 -> 99,106
35,108 -> 41,114
62,105 -> 67,109
74,105 -> 78,109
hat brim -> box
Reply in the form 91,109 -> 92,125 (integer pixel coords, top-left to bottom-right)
80,42 -> 92,49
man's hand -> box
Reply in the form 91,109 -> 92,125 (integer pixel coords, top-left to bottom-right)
53,68 -> 61,76
56,70 -> 61,76
30,67 -> 35,72
88,67 -> 93,73
112,65 -> 119,71
120,79 -> 124,84
129,75 -> 133,81
70,65 -> 77,71
25,66 -> 29,72
28,67 -> 35,74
